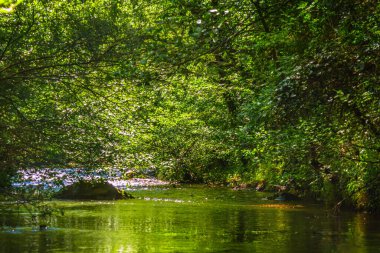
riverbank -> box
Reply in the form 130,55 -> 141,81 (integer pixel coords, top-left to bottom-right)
6,168 -> 370,213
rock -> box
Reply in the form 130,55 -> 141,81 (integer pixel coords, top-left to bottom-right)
266,192 -> 299,201
255,181 -> 266,191
39,225 -> 48,231
273,184 -> 288,192
275,192 -> 299,201
55,180 -> 133,200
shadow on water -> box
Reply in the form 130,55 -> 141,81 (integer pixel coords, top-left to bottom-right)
1,186 -> 380,252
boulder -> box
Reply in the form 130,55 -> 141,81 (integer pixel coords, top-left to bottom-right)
55,180 -> 133,200
266,192 -> 299,201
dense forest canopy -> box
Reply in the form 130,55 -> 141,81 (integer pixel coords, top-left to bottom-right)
0,0 -> 379,211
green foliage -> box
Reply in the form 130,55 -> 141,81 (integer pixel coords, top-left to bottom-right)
0,0 -> 22,13
0,0 -> 146,185
0,0 -> 379,211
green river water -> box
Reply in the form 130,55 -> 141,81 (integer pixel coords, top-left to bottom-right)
1,185 -> 380,252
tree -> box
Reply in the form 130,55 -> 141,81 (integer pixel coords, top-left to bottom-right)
0,0 -> 150,189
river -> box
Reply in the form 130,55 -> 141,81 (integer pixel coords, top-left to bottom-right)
1,185 -> 380,252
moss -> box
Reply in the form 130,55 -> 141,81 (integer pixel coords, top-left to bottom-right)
55,180 -> 133,200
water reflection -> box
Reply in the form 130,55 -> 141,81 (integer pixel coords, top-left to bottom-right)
1,187 -> 380,252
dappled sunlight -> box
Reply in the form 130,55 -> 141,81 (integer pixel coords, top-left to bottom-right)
1,0 -> 380,252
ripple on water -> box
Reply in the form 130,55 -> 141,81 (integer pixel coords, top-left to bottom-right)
141,197 -> 189,203
1,226 -> 61,234
12,168 -> 171,190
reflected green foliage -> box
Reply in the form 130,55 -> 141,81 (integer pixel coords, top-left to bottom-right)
1,187 -> 380,252
0,0 -> 379,211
